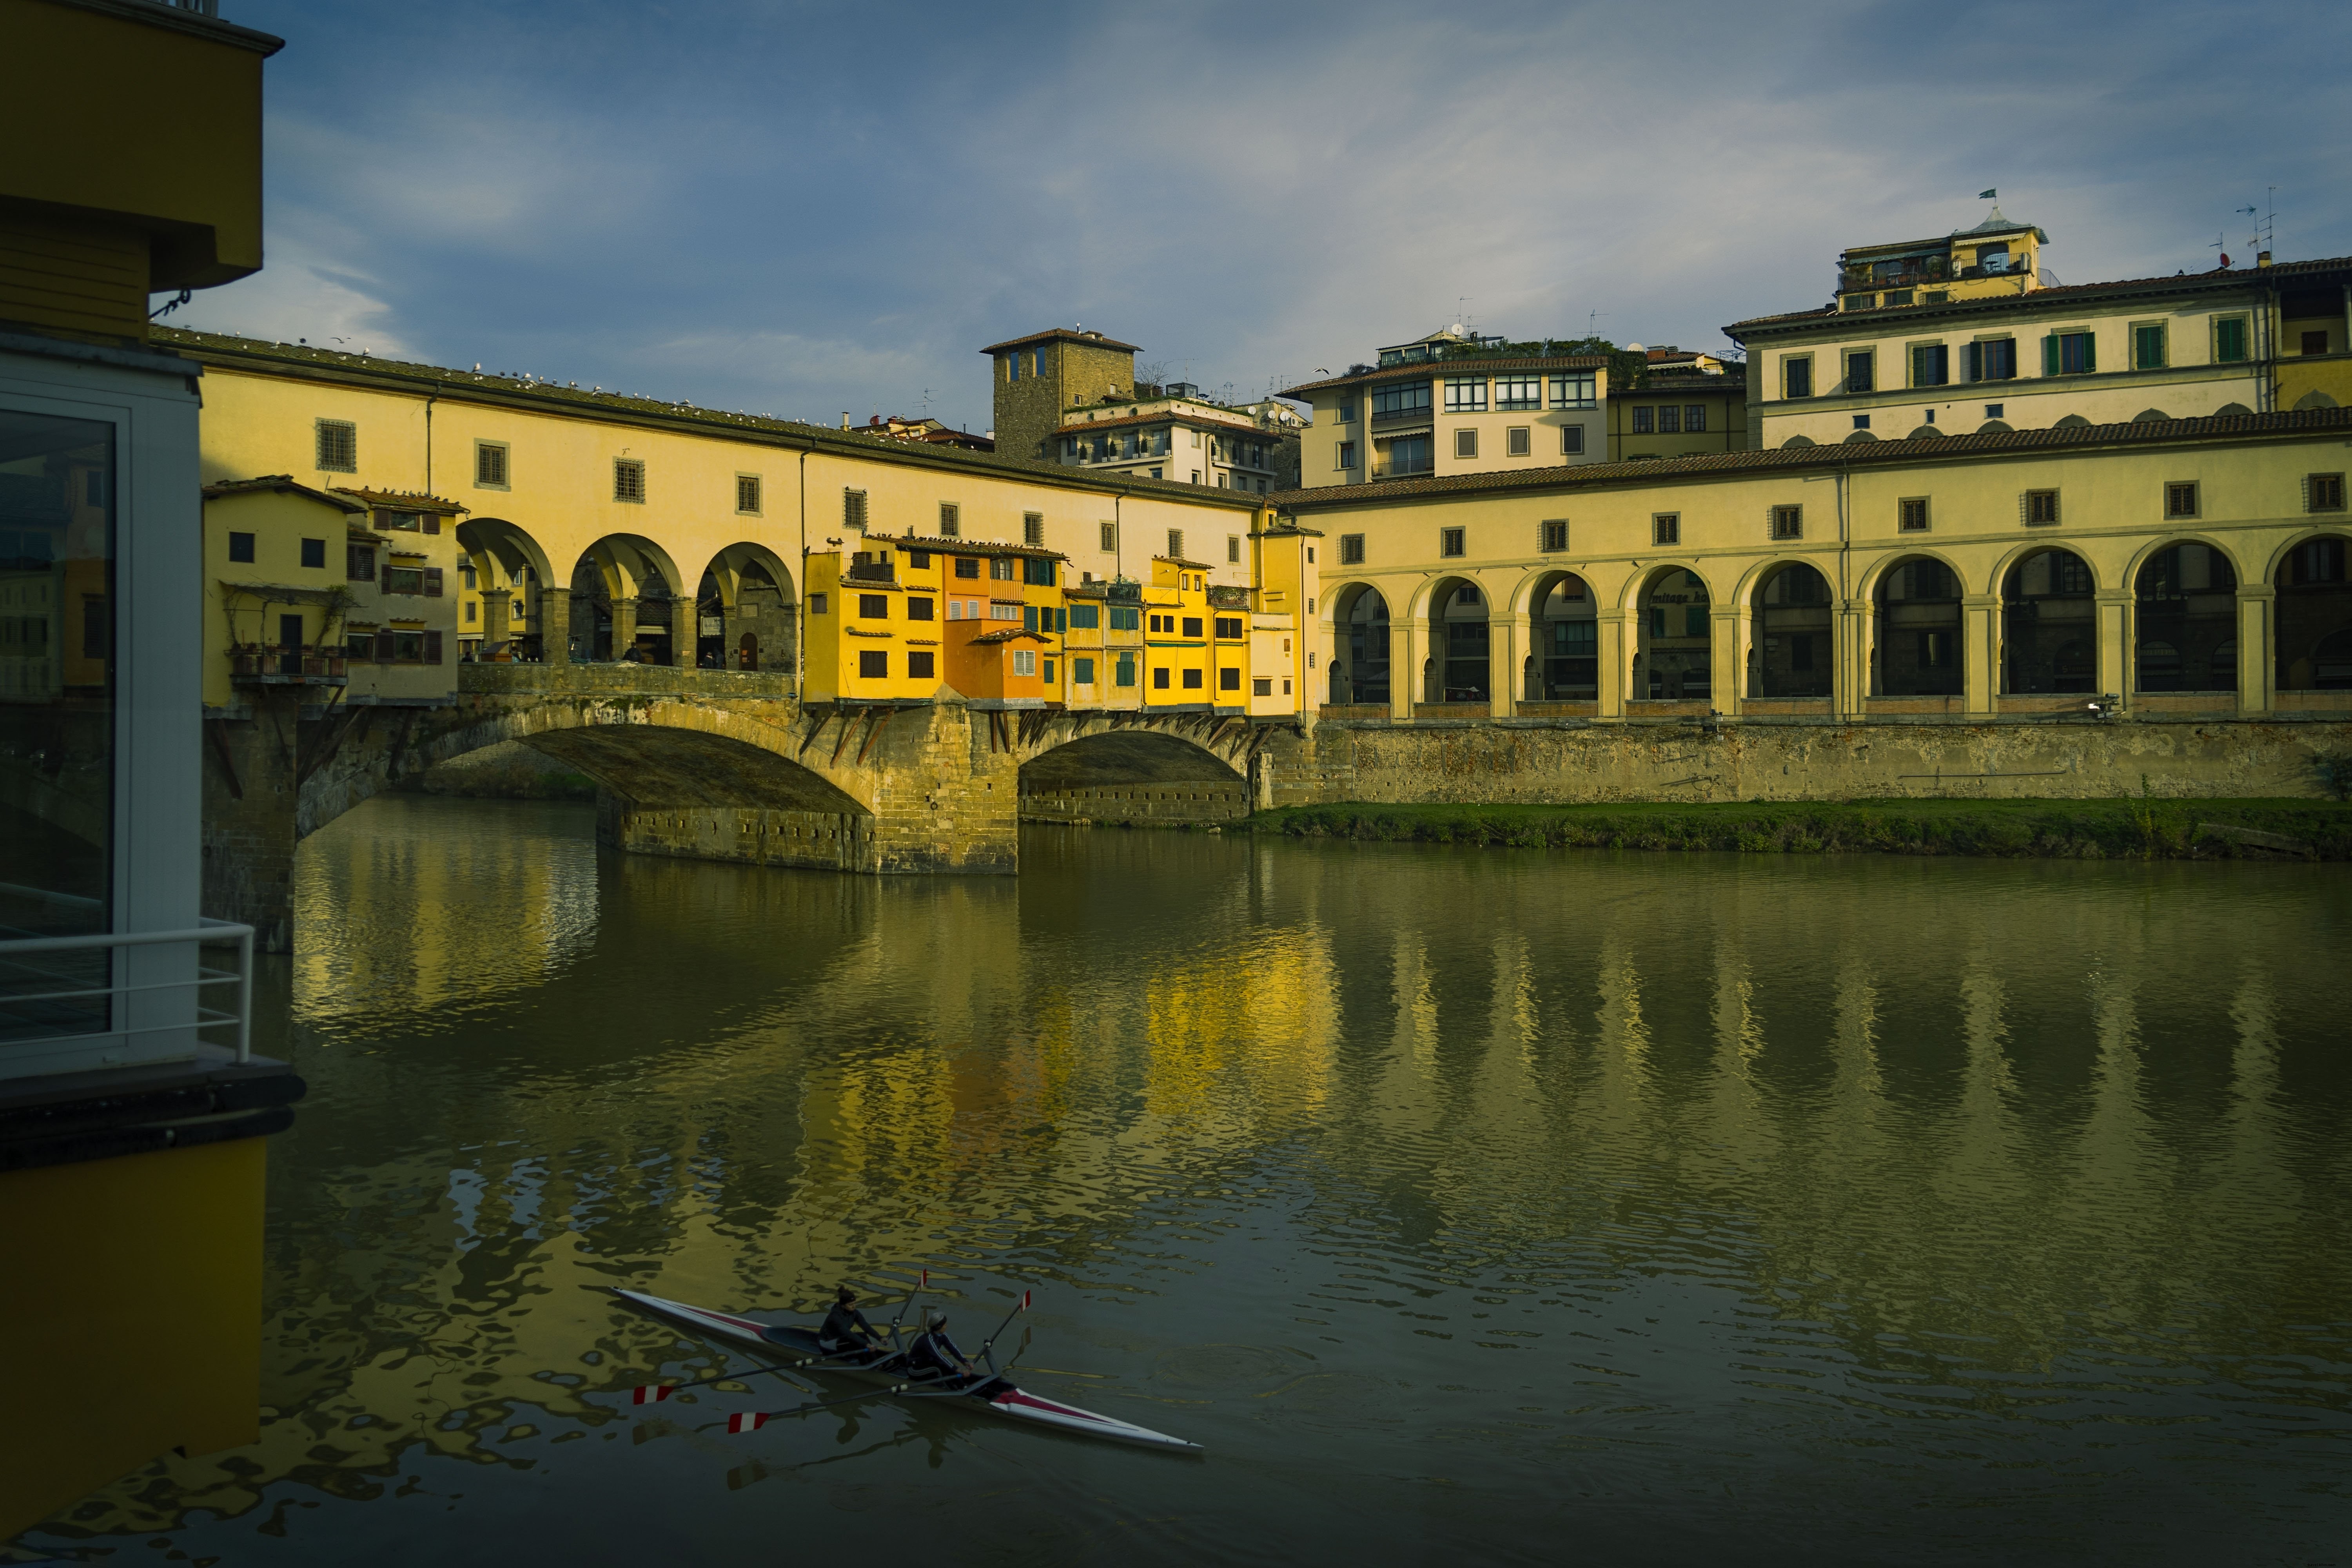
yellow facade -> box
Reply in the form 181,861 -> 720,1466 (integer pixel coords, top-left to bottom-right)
1289,359 -> 1614,489
1286,412 -> 2352,722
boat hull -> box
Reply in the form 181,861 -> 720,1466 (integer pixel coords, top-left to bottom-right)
610,1288 -> 1201,1452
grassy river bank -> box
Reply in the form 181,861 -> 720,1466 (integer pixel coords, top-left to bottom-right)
1245,798 -> 2352,859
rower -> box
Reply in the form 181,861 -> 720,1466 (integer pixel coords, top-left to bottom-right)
817,1286 -> 886,1357
901,1311 -> 973,1383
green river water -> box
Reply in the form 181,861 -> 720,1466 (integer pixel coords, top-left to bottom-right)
16,796 -> 2352,1565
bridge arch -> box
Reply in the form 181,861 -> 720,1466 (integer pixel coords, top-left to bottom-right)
1014,715 -> 1254,828
571,534 -> 689,664
1325,581 -> 1392,706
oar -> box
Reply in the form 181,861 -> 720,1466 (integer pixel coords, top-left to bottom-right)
882,1269 -> 928,1348
978,1290 -> 1031,1372
630,1361 -> 802,1405
717,1382 -> 911,1434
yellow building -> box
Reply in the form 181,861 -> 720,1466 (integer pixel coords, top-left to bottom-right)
1730,206 -> 2352,449
801,534 -> 1069,708
2,0 -> 298,1542
1279,408 -> 2352,722
1287,348 -> 1615,488
1604,363 -> 1751,462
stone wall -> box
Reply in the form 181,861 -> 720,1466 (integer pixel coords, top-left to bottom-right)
599,797 -> 877,872
1022,783 -> 1252,825
199,695 -> 302,953
1263,716 -> 2352,808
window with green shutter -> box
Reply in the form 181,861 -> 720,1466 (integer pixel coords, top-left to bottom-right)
2133,324 -> 2167,370
2044,332 -> 2095,376
1911,344 -> 1950,387
2214,317 -> 2249,363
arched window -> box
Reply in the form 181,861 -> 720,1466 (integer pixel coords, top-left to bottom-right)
2277,536 -> 2352,690
2134,543 -> 2237,691
1637,569 -> 1711,701
1752,563 -> 1832,698
1334,586 -> 1390,705
1534,573 -> 1597,699
2002,548 -> 2096,693
1874,557 -> 1962,696
738,632 -> 760,671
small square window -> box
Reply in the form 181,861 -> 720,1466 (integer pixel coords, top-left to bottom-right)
1854,414 -> 1872,430
1985,403 -> 2004,419
940,502 -> 961,538
955,557 -> 980,579
1075,657 -> 1096,684
989,556 -> 1015,581
1562,426 -> 1584,454
906,596 -> 934,621
1769,505 -> 1803,541
1012,650 -> 1037,677
2301,330 -> 2330,355
809,592 -> 828,615
1652,514 -> 1680,546
858,594 -> 888,619
1439,526 -> 1465,557
1153,667 -> 1170,690
1541,519 -> 1568,553
1024,512 -> 1045,546
1455,428 -> 1478,459
1338,440 -> 1358,469
614,458 -> 646,503
227,531 -> 255,563
1253,677 -> 1272,697
475,441 -> 509,489
1899,497 -> 1930,533
1341,534 -> 1365,565
315,419 -> 357,473
2025,489 -> 2060,526
1219,666 -> 1240,691
2164,481 -> 2199,519
2307,473 -> 2346,512
736,474 -> 762,514
1506,426 -> 1532,457
909,651 -> 935,679
300,537 -> 325,569
1182,668 -> 1203,689
858,650 -> 887,679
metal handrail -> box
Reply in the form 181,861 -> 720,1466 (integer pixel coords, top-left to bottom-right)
0,918 -> 255,1062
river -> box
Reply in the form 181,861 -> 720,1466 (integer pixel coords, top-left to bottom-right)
19,796 -> 2352,1564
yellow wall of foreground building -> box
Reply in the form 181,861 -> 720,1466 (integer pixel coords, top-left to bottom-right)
0,1139 -> 266,1539
1291,418 -> 2352,719
164,335 -> 1267,669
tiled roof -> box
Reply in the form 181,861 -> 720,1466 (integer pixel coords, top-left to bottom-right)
153,328 -> 1259,512
978,327 -> 1143,356
1056,408 -> 1281,437
966,627 -> 1052,644
200,475 -> 368,511
868,531 -> 1066,560
1281,355 -> 1610,398
1724,254 -> 2352,338
1271,405 -> 2352,511
330,485 -> 467,514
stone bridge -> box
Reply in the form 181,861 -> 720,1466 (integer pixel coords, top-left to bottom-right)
202,663 -> 1296,950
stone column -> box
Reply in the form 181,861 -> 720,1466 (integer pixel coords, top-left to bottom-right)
1596,608 -> 1631,719
1713,604 -> 1746,716
1392,617 -> 1419,720
1837,597 -> 1869,719
1492,612 -> 1527,717
612,596 -> 639,662
480,579 -> 510,653
1964,593 -> 1999,713
2237,583 -> 2274,713
539,586 -> 570,666
2096,588 -> 2131,708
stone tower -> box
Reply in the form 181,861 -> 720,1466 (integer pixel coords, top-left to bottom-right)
981,327 -> 1142,465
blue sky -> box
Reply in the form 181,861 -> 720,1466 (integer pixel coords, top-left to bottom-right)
179,0 -> 2352,435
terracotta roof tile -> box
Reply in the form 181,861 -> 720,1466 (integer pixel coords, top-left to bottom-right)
978,327 -> 1143,355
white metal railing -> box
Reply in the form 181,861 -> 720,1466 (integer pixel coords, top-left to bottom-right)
0,918 -> 255,1072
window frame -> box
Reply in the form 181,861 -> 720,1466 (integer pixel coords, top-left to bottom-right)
613,457 -> 646,504
1684,405 -> 1706,434
2212,314 -> 2250,365
940,502 -> 961,538
1898,497 -> 1931,533
2131,320 -> 2169,371
2163,480 -> 2200,520
1337,439 -> 1359,469
1652,513 -> 1680,546
1550,371 -> 1597,410
1506,426 -> 1532,457
1439,526 -> 1466,558
2306,473 -> 2347,513
2024,489 -> 2061,527
474,439 -> 510,491
1442,376 -> 1489,414
1454,428 -> 1478,460
1098,521 -> 1116,552
1494,373 -> 1542,411
1782,354 -> 1814,400
1844,349 -> 1875,394
1024,512 -> 1045,546
315,417 -> 357,473
1909,341 -> 1951,388
844,488 -> 869,530
1340,534 -> 1365,565
1540,519 -> 1568,553
1561,425 -> 1585,456
734,473 -> 762,515
1631,406 -> 1655,435
1769,505 -> 1803,541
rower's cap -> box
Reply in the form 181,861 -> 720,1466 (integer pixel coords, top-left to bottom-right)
837,1285 -> 857,1303
927,1311 -> 947,1328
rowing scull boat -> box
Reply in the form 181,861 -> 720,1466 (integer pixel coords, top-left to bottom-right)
611,1287 -> 1201,1453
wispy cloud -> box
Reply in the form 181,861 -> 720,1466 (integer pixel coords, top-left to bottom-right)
179,0 -> 2352,430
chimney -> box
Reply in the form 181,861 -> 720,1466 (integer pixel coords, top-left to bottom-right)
2258,250 -> 2273,268
840,411 -> 850,430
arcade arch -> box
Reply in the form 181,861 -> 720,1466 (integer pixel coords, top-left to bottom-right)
1526,571 -> 1597,701
1750,561 -> 1833,699
2002,547 -> 2096,693
454,518 -> 555,661
1873,555 -> 1963,697
1425,576 -> 1490,703
2276,533 -> 2352,690
1327,583 -> 1391,706
569,535 -> 685,664
1634,566 -> 1711,701
693,543 -> 798,672
2133,541 -> 2238,693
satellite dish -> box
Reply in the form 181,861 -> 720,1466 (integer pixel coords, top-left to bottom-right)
1626,343 -> 1645,352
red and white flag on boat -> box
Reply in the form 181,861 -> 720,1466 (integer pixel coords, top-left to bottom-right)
632,1385 -> 673,1405
727,1412 -> 769,1435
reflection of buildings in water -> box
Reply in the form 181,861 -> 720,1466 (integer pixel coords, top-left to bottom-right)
292,799 -> 599,1020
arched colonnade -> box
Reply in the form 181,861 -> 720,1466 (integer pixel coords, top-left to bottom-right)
451,519 -> 800,674
1316,529 -> 2352,720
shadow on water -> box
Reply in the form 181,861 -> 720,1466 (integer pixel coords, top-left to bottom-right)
16,797 -> 2352,1565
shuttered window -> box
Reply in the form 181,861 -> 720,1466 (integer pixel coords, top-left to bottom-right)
475,441 -> 509,488
316,419 -> 357,472
736,474 -> 762,514
1541,519 -> 1568,552
1024,512 -> 1045,546
2043,332 -> 2096,376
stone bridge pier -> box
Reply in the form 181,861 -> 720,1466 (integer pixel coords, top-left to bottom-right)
201,664 -> 1297,951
